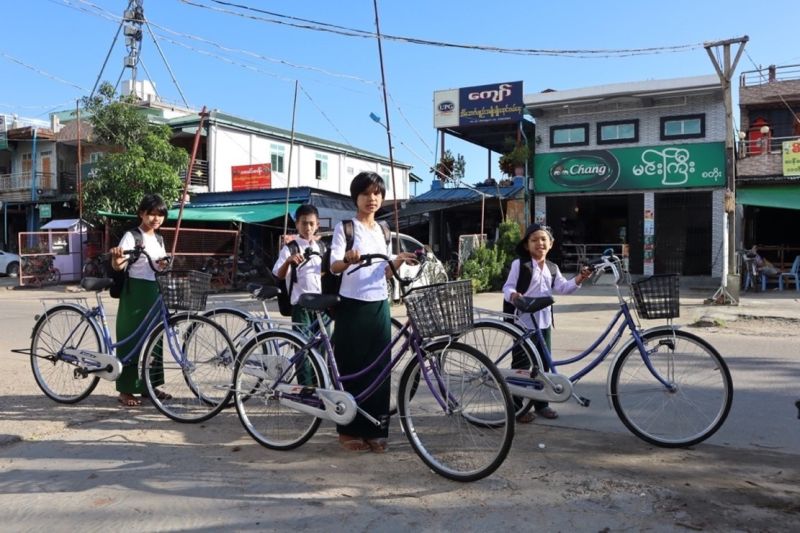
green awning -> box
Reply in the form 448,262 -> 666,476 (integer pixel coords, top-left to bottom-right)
737,185 -> 800,211
98,202 -> 301,223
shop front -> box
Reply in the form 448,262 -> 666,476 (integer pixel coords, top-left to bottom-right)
534,142 -> 726,276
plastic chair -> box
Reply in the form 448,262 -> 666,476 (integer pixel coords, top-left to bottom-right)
778,255 -> 800,292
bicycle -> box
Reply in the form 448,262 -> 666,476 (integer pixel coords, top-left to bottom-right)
22,254 -> 62,287
231,253 -> 515,482
14,247 -> 236,423
460,249 -> 733,448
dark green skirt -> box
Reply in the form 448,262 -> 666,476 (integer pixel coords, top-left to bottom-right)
115,277 -> 160,394
332,297 -> 391,439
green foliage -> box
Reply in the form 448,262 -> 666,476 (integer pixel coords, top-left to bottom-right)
432,149 -> 466,183
498,137 -> 531,177
496,220 -> 521,261
80,82 -> 188,222
461,244 -> 507,293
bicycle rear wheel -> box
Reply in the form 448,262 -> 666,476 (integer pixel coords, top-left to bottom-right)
30,305 -> 102,403
458,319 -> 540,419
398,340 -> 514,482
234,330 -> 323,450
610,329 -> 733,447
141,314 -> 236,423
203,307 -> 261,353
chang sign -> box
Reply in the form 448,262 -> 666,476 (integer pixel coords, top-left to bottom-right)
534,142 -> 726,193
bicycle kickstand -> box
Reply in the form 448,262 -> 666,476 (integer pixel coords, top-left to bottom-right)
572,392 -> 591,407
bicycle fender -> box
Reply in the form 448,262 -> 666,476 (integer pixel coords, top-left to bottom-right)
604,325 -> 681,409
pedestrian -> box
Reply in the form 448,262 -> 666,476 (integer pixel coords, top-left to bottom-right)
328,171 -> 415,453
272,204 -> 327,327
108,193 -> 171,407
503,223 -> 592,422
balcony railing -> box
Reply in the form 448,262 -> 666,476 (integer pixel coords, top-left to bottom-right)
0,171 -> 57,202
740,64 -> 800,87
739,135 -> 800,157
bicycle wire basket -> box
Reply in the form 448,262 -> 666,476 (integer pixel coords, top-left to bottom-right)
404,279 -> 474,339
631,274 -> 680,320
156,270 -> 211,311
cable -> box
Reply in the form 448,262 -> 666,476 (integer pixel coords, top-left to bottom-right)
0,50 -> 87,92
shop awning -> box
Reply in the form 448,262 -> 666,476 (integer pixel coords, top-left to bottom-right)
98,202 -> 301,223
737,185 -> 800,211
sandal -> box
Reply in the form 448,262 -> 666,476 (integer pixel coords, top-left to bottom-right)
117,393 -> 142,407
142,389 -> 173,401
516,411 -> 536,424
536,406 -> 559,419
338,434 -> 371,452
365,438 -> 389,453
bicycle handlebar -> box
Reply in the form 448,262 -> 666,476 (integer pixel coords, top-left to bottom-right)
103,246 -> 172,274
347,250 -> 427,287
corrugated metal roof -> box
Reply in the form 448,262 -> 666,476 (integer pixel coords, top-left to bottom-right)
411,182 -> 523,202
525,74 -> 720,108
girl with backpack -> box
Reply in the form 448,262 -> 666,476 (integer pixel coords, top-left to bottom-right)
503,223 -> 592,422
108,194 -> 170,407
328,172 -> 415,453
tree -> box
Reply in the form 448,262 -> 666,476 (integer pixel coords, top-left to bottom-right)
80,82 -> 188,222
432,149 -> 466,184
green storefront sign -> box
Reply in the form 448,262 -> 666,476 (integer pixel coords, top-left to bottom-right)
534,142 -> 726,193
38,204 -> 51,219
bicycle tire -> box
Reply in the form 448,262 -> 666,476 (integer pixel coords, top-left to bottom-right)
141,313 -> 236,423
47,268 -> 61,285
610,328 -> 733,448
397,340 -> 514,482
389,317 -> 413,416
30,305 -> 102,403
234,329 -> 324,450
202,307 -> 263,353
457,319 -> 541,419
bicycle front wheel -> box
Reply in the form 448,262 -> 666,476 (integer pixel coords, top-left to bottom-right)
234,330 -> 323,450
30,305 -> 102,403
398,340 -> 514,482
458,319 -> 541,419
141,314 -> 236,423
610,328 -> 733,447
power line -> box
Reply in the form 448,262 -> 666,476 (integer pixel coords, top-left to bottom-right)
0,50 -> 87,92
183,0 -> 703,58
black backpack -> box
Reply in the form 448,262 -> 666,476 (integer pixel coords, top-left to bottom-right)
108,227 -> 164,299
276,239 -> 328,317
502,258 -> 557,323
320,219 -> 391,297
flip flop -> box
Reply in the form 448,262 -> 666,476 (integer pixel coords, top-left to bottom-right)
338,435 -> 371,452
365,438 -> 389,453
516,411 -> 536,424
118,394 -> 142,407
536,406 -> 559,419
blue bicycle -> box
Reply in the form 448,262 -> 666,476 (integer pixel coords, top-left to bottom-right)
19,248 -> 236,423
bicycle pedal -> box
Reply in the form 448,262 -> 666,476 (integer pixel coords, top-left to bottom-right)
578,396 -> 591,407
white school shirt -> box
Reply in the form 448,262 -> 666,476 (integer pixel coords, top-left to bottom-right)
502,257 -> 580,330
330,219 -> 392,302
118,229 -> 167,282
272,237 -> 323,305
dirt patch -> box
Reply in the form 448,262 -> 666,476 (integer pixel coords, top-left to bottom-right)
716,316 -> 800,336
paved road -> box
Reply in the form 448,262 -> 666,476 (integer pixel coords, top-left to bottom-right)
1,282 -> 798,531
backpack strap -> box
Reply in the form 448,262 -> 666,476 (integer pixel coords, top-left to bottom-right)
286,240 -> 301,292
515,258 -> 558,327
343,219 -> 354,251
378,220 -> 391,246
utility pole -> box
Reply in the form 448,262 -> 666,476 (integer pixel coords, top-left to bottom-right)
704,35 -> 748,305
123,0 -> 145,94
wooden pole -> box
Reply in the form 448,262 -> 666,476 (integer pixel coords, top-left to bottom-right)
170,106 -> 207,256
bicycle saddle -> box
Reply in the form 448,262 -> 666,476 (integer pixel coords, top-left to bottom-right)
246,283 -> 279,300
514,295 -> 555,314
297,293 -> 339,311
81,277 -> 115,292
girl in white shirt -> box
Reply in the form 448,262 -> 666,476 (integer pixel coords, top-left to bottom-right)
329,172 -> 415,453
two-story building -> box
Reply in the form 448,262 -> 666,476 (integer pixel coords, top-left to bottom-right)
527,75 -> 728,277
735,63 -> 800,270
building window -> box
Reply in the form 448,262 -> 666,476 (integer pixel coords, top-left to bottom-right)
21,152 -> 33,173
660,114 -> 705,140
315,153 -> 328,180
88,152 -> 104,163
380,165 -> 391,191
270,144 -> 285,173
597,119 -> 639,144
550,123 -> 589,147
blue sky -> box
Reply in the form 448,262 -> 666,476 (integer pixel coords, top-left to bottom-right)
2,0 -> 797,193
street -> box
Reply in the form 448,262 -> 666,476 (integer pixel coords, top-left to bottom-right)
0,284 -> 798,532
